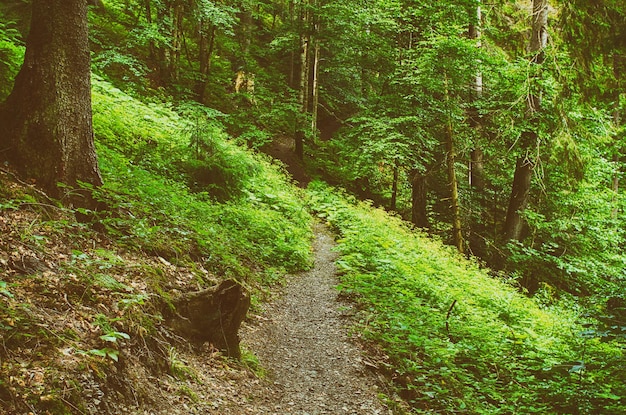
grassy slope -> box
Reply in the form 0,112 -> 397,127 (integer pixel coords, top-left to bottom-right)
307,182 -> 625,414
0,78 -> 312,414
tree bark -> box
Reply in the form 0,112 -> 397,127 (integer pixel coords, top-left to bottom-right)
295,0 -> 311,161
470,148 -> 485,191
446,120 -> 464,254
390,160 -> 399,211
168,279 -> 250,358
411,171 -> 429,229
311,33 -> 321,135
169,0 -> 184,83
468,2 -> 484,190
0,0 -> 102,206
195,22 -> 216,102
504,157 -> 533,241
444,75 -> 464,254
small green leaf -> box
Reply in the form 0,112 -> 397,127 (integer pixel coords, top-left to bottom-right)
89,348 -> 107,358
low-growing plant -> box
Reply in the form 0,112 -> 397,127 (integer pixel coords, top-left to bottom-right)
307,181 -> 625,414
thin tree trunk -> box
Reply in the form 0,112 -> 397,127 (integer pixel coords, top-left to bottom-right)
470,148 -> 485,190
611,101 -> 620,219
468,2 -> 484,190
611,55 -> 622,219
444,75 -> 464,254
238,6 -> 253,56
411,171 -> 429,228
295,1 -> 311,160
288,0 -> 296,88
195,22 -> 216,102
446,120 -> 464,254
390,161 -> 399,211
311,33 -> 321,135
299,31 -> 310,113
145,0 -> 157,63
0,0 -> 102,206
170,1 -> 184,83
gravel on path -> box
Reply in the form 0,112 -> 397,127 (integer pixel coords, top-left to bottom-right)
238,222 -> 390,414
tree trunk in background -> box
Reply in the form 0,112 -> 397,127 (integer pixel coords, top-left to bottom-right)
288,0 -> 296,88
468,2 -> 484,190
195,22 -> 216,102
390,161 -> 399,211
299,26 -> 310,113
295,0 -> 311,160
470,148 -> 485,191
443,74 -> 464,254
446,120 -> 464,254
503,0 -> 547,241
238,5 -> 253,57
0,0 -> 102,206
612,152 -> 619,219
411,171 -> 429,229
156,3 -> 172,85
144,0 -> 157,64
504,157 -> 533,241
170,1 -> 183,83
311,32 -> 320,135
467,2 -> 486,256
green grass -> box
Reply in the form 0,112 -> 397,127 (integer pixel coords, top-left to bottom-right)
307,181 -> 625,414
91,77 -> 313,289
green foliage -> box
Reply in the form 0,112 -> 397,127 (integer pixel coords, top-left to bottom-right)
0,19 -> 24,101
0,281 -> 12,298
91,77 -> 312,282
167,347 -> 198,381
307,181 -> 625,414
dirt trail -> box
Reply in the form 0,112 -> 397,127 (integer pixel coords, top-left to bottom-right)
237,222 -> 389,414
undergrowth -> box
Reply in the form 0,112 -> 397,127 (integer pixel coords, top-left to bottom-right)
91,77 -> 313,287
0,77 -> 313,414
307,181 -> 625,414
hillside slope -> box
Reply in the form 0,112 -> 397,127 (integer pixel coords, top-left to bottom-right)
0,79 -> 313,414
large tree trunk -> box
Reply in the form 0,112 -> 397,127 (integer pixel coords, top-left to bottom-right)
0,0 -> 102,206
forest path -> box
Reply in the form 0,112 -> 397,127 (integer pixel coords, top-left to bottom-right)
234,222 -> 390,414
